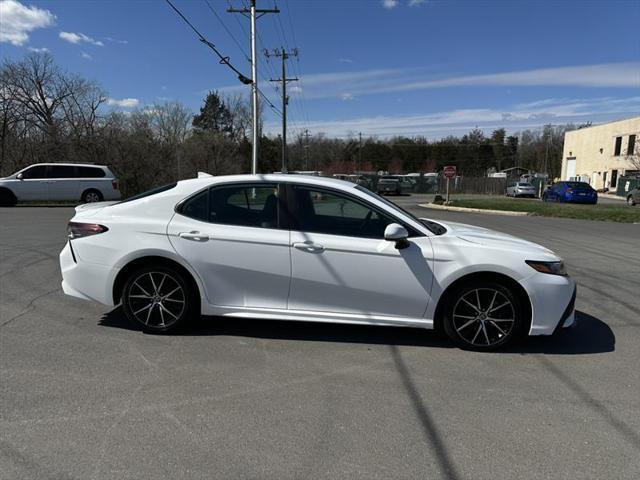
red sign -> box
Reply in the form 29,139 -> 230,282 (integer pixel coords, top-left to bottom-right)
443,165 -> 457,179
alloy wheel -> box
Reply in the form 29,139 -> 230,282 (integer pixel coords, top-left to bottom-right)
127,272 -> 186,328
452,288 -> 516,347
85,192 -> 101,203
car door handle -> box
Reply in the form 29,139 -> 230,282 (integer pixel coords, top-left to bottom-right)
293,241 -> 324,253
179,231 -> 210,242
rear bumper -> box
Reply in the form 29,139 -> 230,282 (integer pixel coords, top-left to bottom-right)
59,241 -> 117,305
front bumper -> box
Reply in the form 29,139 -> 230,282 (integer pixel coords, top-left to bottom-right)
60,241 -> 117,305
520,272 -> 576,335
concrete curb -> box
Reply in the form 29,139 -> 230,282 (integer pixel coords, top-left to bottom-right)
419,203 -> 530,216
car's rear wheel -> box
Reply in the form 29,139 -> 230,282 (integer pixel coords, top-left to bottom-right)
628,195 -> 636,206
82,189 -> 103,203
122,266 -> 194,333
442,281 -> 526,351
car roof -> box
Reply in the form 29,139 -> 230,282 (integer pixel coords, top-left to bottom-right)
26,163 -> 108,168
178,173 -> 358,190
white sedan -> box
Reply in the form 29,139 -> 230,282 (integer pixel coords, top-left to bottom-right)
59,174 -> 576,350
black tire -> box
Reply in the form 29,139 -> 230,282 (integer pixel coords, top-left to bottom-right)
0,188 -> 17,207
442,280 -> 527,351
121,266 -> 195,333
82,189 -> 103,203
628,195 -> 636,206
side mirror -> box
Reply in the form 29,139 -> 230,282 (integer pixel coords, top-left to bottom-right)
384,223 -> 410,250
16,173 -> 23,180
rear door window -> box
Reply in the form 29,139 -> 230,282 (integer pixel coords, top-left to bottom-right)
48,165 -> 76,178
209,184 -> 280,229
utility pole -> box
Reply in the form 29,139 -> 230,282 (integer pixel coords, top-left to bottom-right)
265,47 -> 298,173
228,0 -> 279,174
303,129 -> 310,170
358,132 -> 362,173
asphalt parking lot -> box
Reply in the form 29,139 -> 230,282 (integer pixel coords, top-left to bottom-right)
1,200 -> 639,480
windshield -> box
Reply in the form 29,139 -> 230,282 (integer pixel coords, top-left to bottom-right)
355,185 -> 446,235
518,183 -> 533,187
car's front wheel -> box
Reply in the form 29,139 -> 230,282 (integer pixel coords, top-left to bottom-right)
628,195 -> 636,206
442,281 -> 526,351
121,266 -> 194,333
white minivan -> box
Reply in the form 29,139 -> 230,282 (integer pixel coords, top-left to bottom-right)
0,163 -> 121,206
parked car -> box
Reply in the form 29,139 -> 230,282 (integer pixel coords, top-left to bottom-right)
60,174 -> 576,351
542,181 -> 597,204
377,178 -> 402,195
626,187 -> 639,206
382,175 -> 413,194
0,163 -> 120,206
506,182 -> 537,198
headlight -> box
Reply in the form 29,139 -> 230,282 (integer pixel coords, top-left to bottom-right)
525,260 -> 567,276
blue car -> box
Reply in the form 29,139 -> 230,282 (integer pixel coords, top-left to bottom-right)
542,181 -> 598,204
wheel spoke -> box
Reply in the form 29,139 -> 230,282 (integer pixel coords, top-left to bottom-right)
162,286 -> 182,301
456,318 -> 477,332
489,320 -> 507,336
454,314 -> 476,320
486,316 -> 514,322
163,297 -> 185,304
145,304 -> 154,324
489,301 -> 510,313
158,305 -> 166,326
475,289 -> 482,311
156,274 -> 167,295
133,281 -> 151,297
471,324 -> 483,343
149,273 -> 158,294
487,290 -> 498,312
481,322 -> 491,344
461,297 -> 480,313
133,303 -> 152,315
130,294 -> 152,299
159,303 -> 178,320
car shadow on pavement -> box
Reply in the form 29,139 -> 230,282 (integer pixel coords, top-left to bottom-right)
99,308 -> 613,354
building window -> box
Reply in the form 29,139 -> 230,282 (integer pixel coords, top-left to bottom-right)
628,135 -> 636,156
614,136 -> 622,156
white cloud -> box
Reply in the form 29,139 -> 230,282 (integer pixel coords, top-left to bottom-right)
340,93 -> 355,101
221,63 -> 640,101
290,85 -> 303,94
106,97 -> 139,108
382,0 -> 398,9
408,0 -> 427,6
80,51 -> 92,60
59,31 -> 104,46
339,58 -> 353,64
263,96 -> 640,139
105,36 -> 128,45
0,0 -> 55,46
28,46 -> 49,53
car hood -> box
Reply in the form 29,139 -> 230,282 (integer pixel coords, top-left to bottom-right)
423,218 -> 559,260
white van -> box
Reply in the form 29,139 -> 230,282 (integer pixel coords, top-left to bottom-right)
0,163 -> 121,206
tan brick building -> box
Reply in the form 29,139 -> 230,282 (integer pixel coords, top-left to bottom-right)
560,116 -> 640,191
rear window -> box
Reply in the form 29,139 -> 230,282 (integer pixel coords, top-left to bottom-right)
565,182 -> 591,189
118,183 -> 177,204
77,166 -> 106,178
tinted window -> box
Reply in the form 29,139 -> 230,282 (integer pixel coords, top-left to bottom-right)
180,189 -> 209,222
21,165 -> 47,179
566,182 -> 591,189
77,166 -> 105,178
518,183 -> 533,187
209,184 -> 279,228
49,165 -> 76,178
291,186 -> 398,239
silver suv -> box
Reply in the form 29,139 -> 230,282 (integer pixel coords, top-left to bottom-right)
0,163 -> 121,206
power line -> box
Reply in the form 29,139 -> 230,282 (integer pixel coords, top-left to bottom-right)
165,0 -> 251,84
203,0 -> 250,61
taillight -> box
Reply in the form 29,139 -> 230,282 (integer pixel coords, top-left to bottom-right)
566,188 -> 573,193
67,222 -> 109,239
112,180 -> 119,190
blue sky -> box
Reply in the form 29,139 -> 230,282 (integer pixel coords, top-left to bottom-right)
1,0 -> 639,139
